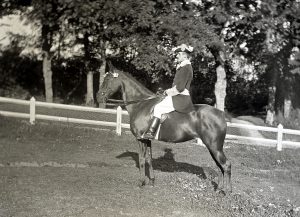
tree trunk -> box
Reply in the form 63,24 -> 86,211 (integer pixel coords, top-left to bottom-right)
41,22 -> 53,103
265,28 -> 277,125
214,65 -> 226,111
283,43 -> 295,120
209,46 -> 227,111
284,98 -> 292,119
266,40 -> 294,124
86,71 -> 94,106
83,33 -> 95,106
98,57 -> 106,108
43,51 -> 53,103
266,86 -> 276,125
283,74 -> 293,119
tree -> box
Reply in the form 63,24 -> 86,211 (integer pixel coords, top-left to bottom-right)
1,0 -> 59,102
243,0 -> 300,125
60,0 -> 116,106
5,0 -> 70,103
207,42 -> 227,111
200,0 -> 300,122
183,0 -> 249,111
103,0 -> 218,84
24,0 -> 66,102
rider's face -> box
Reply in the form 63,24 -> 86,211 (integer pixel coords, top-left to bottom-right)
175,52 -> 188,63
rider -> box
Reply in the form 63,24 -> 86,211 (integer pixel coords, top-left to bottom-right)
142,43 -> 194,140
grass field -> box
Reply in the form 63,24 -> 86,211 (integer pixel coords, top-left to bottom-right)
0,116 -> 299,217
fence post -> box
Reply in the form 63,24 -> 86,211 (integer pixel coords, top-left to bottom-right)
277,124 -> 283,151
116,106 -> 122,136
29,97 -> 36,125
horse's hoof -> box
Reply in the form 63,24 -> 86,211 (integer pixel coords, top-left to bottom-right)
148,178 -> 155,187
225,186 -> 232,194
211,181 -> 218,191
217,182 -> 224,190
216,189 -> 226,196
138,180 -> 146,188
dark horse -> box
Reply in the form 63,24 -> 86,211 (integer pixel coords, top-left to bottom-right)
98,67 -> 232,193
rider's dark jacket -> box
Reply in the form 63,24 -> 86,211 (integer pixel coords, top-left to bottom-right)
172,61 -> 194,113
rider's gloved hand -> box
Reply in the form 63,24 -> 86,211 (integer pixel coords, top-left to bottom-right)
165,86 -> 180,96
156,87 -> 165,96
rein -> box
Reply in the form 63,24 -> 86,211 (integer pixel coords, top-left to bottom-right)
105,95 -> 163,106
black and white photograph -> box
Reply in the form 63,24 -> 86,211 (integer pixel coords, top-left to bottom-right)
0,0 -> 300,216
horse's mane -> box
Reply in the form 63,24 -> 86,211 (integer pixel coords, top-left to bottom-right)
115,68 -> 154,95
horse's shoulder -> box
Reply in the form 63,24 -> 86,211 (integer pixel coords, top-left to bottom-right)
130,97 -> 162,119
142,97 -> 163,110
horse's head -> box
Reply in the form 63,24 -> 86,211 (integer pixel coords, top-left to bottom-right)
97,71 -> 122,103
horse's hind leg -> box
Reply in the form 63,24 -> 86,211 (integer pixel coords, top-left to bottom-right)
145,140 -> 155,186
201,130 -> 231,192
207,146 -> 231,192
138,140 -> 147,186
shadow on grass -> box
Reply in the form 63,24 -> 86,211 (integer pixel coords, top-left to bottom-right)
116,148 -> 217,180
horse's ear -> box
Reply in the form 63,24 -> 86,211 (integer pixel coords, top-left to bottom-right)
107,60 -> 115,73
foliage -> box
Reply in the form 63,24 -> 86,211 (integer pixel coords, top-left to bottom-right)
0,46 -> 41,98
1,0 -> 300,116
226,74 -> 268,115
51,57 -> 87,104
203,0 -> 300,118
97,0 -> 219,81
0,0 -> 31,17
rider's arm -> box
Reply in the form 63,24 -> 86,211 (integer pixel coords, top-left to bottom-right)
166,65 -> 192,96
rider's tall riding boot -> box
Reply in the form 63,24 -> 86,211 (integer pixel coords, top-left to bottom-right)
142,117 -> 160,140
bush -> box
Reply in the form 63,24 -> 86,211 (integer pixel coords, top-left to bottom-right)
276,109 -> 300,130
0,85 -> 30,99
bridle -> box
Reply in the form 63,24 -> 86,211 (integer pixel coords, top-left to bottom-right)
100,72 -> 164,106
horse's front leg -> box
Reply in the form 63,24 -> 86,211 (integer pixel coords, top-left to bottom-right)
138,140 -> 147,187
145,140 -> 155,186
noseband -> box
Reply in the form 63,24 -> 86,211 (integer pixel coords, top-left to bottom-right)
105,95 -> 162,106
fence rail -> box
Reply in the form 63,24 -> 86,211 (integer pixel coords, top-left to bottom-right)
0,96 -> 128,134
1,96 -> 300,150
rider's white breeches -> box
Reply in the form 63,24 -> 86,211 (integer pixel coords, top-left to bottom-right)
153,96 -> 175,118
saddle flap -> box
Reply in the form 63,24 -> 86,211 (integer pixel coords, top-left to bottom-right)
154,113 -> 171,140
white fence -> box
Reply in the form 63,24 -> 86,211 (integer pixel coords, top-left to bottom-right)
226,122 -> 300,151
1,96 -> 300,151
0,96 -> 130,135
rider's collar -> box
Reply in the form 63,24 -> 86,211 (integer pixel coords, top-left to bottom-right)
176,59 -> 191,69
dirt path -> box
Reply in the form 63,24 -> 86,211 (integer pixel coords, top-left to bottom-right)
231,118 -> 265,139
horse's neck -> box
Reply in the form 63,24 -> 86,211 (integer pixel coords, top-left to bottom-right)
120,76 -> 154,114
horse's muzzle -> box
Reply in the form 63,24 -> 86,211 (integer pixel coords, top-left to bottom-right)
97,91 -> 107,103
102,96 -> 108,104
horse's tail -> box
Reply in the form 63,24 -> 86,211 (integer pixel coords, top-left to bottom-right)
224,111 -> 233,122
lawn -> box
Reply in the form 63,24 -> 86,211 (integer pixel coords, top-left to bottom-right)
0,116 -> 299,217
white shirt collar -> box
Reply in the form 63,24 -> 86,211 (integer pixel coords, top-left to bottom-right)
176,59 -> 191,69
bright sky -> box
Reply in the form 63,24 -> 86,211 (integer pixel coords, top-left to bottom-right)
0,14 -> 35,49
0,14 -> 75,58
0,13 -> 108,59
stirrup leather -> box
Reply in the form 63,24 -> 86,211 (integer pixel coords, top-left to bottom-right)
142,117 -> 160,139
